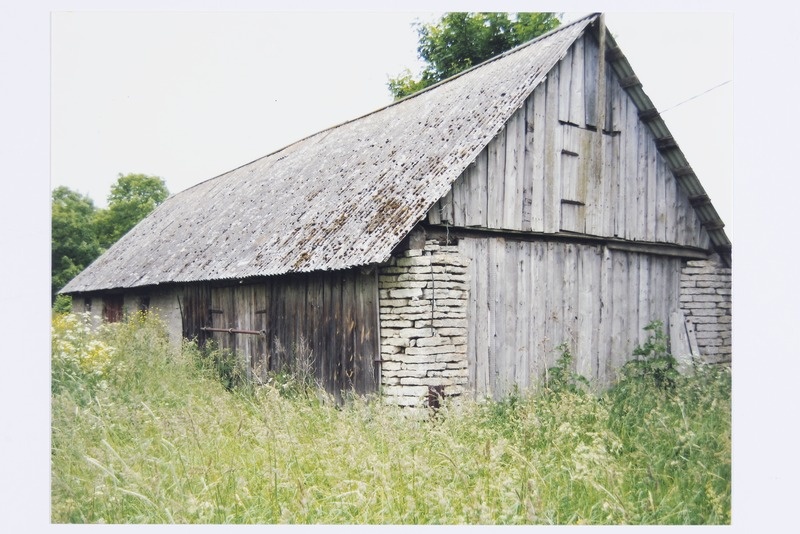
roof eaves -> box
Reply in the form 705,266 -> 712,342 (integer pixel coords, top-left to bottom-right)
603,27 -> 732,267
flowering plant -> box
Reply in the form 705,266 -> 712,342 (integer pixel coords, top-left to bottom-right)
51,312 -> 116,399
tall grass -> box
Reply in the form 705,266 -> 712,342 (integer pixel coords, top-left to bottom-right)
51,312 -> 730,524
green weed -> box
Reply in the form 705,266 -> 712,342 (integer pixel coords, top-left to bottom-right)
51,313 -> 730,524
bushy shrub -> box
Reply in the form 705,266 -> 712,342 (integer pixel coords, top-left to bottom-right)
53,294 -> 73,314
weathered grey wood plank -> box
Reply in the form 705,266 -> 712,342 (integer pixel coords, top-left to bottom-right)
454,173 -> 467,227
473,238 -> 490,396
561,243 -> 578,355
474,150 -> 489,228
503,108 -> 525,230
584,33 -> 598,128
502,240 -> 518,395
490,238 -> 507,398
515,240 -> 531,389
669,309 -> 694,372
522,97 -> 535,232
636,121 -> 648,240
623,92 -> 639,241
596,246 -> 612,387
487,129 -> 507,229
637,253 -> 651,345
427,199 -> 442,225
609,249 -> 627,377
598,125 -> 616,238
544,241 -> 561,372
558,46 -> 573,122
664,157 -> 677,244
530,85 -> 546,232
465,151 -> 489,227
576,245 -> 597,381
645,139 -> 657,241
655,151 -> 667,242
543,70 -> 561,233
570,35 -> 586,126
613,90 -> 626,238
658,158 -> 678,243
440,188 -> 454,226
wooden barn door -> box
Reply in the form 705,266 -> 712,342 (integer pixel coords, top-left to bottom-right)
102,295 -> 124,323
201,271 -> 380,401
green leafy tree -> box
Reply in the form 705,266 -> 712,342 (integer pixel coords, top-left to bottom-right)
388,12 -> 561,99
94,173 -> 169,249
51,186 -> 101,300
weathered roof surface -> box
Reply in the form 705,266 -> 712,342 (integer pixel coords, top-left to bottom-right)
62,12 -> 732,294
62,14 -> 596,293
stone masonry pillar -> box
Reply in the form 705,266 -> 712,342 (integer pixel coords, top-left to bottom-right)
377,240 -> 470,409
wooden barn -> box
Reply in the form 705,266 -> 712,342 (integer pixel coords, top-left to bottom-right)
61,14 -> 732,406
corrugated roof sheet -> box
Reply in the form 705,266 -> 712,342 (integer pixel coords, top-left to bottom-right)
62,13 -> 731,294
62,15 -> 596,293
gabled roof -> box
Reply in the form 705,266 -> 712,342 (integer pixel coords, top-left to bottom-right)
62,14 -> 596,293
61,13 -> 730,294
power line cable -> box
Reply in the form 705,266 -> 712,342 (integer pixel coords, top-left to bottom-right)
659,79 -> 732,114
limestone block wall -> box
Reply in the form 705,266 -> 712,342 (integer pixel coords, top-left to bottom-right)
378,240 -> 470,408
679,255 -> 732,364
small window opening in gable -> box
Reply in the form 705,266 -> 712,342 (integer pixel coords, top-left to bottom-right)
84,298 -> 92,313
138,296 -> 150,312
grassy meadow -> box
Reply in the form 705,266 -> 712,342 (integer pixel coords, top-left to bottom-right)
51,311 -> 731,524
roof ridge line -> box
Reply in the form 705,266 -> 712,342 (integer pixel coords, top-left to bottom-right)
177,13 -> 600,199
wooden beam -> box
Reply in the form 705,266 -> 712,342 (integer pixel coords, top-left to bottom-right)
605,46 -> 624,62
671,165 -> 695,178
422,224 -> 711,260
688,194 -> 711,207
655,136 -> 678,150
619,75 -> 641,89
638,107 -> 660,122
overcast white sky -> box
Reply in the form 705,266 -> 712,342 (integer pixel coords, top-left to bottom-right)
49,9 -> 733,235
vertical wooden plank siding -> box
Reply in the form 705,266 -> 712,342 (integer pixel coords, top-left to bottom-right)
515,240 -> 531,388
530,84 -> 547,233
531,241 -> 547,383
489,238 -> 505,394
623,91 -> 639,241
569,35 -> 586,126
522,97 -> 536,231
502,240 -> 518,395
180,283 -> 210,344
436,36 -> 712,250
644,132 -> 657,241
460,236 -> 685,397
562,243 -> 578,351
584,33 -> 599,127
474,238 -> 490,394
636,119 -> 649,239
558,45 -> 573,122
597,246 -> 613,386
504,107 -> 526,230
487,129 -> 507,228
543,68 -> 561,234
193,270 -> 379,400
